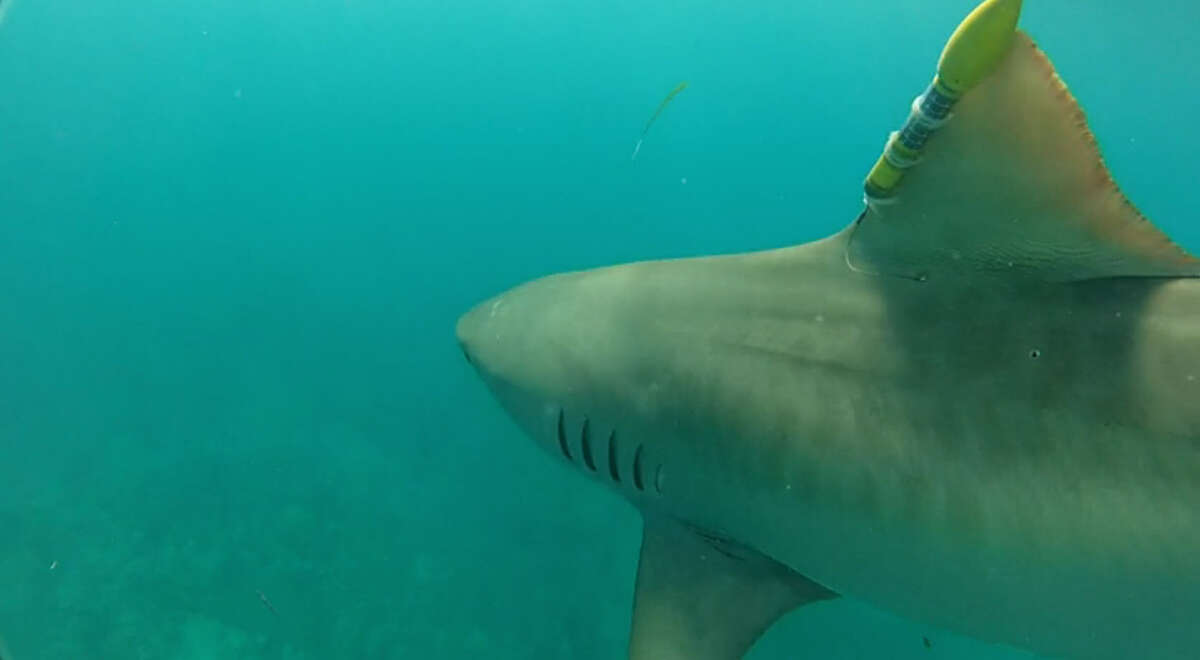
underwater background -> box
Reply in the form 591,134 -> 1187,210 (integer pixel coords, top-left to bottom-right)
0,0 -> 1197,657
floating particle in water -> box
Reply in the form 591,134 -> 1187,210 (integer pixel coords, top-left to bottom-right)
681,177 -> 687,185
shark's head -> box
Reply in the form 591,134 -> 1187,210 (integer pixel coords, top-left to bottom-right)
456,273 -> 560,433
456,267 -> 637,464
454,239 -> 853,503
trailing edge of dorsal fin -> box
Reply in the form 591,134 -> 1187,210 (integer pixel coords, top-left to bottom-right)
846,30 -> 1200,283
628,515 -> 836,660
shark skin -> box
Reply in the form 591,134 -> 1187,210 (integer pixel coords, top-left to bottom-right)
458,8 -> 1200,660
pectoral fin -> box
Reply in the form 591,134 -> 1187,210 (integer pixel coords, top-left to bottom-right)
629,515 -> 836,660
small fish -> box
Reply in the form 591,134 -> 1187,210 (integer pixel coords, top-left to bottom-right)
48,560 -> 57,572
632,81 -> 688,160
923,635 -> 933,649
257,590 -> 278,616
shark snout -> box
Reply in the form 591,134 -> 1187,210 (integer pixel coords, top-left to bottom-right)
455,290 -> 529,376
457,270 -> 633,469
455,299 -> 487,368
454,280 -> 555,385
455,271 -> 605,399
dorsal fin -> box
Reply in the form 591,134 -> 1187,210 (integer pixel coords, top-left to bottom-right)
628,515 -> 836,660
846,31 -> 1200,282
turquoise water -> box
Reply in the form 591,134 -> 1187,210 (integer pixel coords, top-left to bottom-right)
0,0 -> 1197,657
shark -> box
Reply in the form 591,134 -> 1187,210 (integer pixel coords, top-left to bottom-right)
456,0 -> 1200,658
